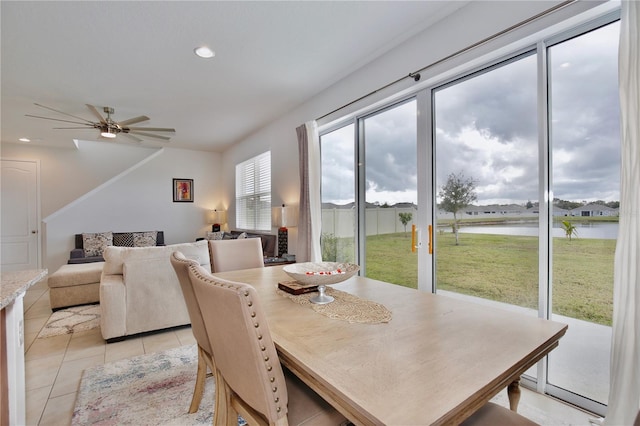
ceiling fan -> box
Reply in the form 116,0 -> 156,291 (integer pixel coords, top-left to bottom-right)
26,103 -> 176,143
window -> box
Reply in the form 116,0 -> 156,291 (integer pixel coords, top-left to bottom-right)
236,151 -> 271,231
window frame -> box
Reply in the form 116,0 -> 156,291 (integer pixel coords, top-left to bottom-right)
235,151 -> 272,232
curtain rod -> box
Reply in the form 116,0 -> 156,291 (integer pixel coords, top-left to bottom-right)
316,0 -> 576,122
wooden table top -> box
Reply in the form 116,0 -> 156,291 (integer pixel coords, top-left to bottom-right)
212,266 -> 567,426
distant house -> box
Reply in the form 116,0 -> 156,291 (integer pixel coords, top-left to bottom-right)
569,203 -> 618,217
553,206 -> 570,217
462,204 -> 528,217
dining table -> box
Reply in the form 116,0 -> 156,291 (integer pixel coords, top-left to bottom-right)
211,265 -> 568,426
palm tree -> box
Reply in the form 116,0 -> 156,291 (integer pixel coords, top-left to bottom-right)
561,220 -> 578,241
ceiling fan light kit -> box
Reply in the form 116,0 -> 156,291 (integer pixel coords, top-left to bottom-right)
100,129 -> 116,139
26,103 -> 175,143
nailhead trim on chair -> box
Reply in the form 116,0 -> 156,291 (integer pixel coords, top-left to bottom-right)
189,266 -> 285,416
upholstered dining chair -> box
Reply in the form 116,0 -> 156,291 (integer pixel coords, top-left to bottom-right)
460,401 -> 538,425
209,238 -> 265,273
170,251 -> 220,418
187,263 -> 348,426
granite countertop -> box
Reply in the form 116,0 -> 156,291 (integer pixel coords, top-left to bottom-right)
1,269 -> 47,310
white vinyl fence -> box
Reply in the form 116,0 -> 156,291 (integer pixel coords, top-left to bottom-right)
321,207 -> 416,238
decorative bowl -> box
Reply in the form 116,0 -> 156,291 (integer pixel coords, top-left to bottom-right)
283,262 -> 360,286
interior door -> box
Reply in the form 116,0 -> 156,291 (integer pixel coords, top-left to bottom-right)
1,160 -> 40,271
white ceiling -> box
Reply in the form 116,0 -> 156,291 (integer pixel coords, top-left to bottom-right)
1,1 -> 466,152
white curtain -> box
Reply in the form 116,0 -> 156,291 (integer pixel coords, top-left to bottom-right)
604,1 -> 640,425
296,121 -> 322,263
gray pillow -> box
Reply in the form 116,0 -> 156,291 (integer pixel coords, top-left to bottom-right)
82,231 -> 113,257
132,231 -> 158,247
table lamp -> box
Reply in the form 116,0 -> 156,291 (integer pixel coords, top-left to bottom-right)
207,209 -> 226,232
273,204 -> 298,257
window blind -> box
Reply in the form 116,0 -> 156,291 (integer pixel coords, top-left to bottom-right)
236,151 -> 271,231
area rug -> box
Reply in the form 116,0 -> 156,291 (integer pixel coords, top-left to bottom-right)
38,304 -> 100,338
73,344 -> 570,425
72,344 -> 245,426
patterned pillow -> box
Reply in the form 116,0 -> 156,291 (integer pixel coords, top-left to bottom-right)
206,231 -> 225,240
237,232 -> 248,239
82,232 -> 113,257
133,231 -> 158,247
113,233 -> 135,247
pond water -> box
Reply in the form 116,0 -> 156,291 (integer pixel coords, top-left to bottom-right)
455,222 -> 619,240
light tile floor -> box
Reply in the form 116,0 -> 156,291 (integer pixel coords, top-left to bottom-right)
23,278 -> 598,426
23,278 -> 196,425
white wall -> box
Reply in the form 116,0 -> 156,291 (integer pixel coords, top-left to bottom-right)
1,141 -> 222,271
221,0 -> 604,256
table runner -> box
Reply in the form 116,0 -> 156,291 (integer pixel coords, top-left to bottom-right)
277,286 -> 392,324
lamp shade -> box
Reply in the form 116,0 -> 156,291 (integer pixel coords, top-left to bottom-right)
282,205 -> 298,228
207,209 -> 227,224
273,204 -> 298,228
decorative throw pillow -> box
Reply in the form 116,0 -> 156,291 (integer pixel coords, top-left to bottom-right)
82,232 -> 113,257
132,231 -> 158,247
222,232 -> 235,240
237,232 -> 248,239
206,231 -> 225,240
113,233 -> 135,247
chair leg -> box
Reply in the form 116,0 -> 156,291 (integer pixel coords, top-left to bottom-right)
213,368 -> 230,426
189,346 -> 208,413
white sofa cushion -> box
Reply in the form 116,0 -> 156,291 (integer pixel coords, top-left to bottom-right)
103,240 -> 210,275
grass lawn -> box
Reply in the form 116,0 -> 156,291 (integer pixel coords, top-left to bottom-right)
361,232 -> 614,326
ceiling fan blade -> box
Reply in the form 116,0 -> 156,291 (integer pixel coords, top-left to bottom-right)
86,104 -> 107,124
52,127 -> 94,129
126,127 -> 175,133
34,103 -> 95,124
118,115 -> 149,126
25,114 -> 93,126
121,133 -> 143,143
128,130 -> 171,141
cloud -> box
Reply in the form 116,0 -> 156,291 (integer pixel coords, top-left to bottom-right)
321,20 -> 620,206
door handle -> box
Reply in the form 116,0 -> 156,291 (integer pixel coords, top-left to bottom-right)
411,224 -> 416,253
31,230 -> 38,234
428,225 -> 433,254
411,225 -> 423,252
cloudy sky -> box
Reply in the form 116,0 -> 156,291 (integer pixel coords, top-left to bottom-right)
321,20 -> 620,207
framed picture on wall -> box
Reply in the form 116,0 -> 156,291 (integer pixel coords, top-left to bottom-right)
173,178 -> 194,202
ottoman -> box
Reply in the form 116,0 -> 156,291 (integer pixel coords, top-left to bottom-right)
48,262 -> 104,310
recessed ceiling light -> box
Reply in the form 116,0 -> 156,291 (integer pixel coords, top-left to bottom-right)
19,137 -> 31,142
194,46 -> 215,59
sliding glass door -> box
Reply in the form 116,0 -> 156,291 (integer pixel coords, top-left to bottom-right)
321,99 -> 421,288
320,10 -> 620,415
320,124 -> 356,264
433,53 -> 539,313
362,100 -> 418,287
547,20 -> 620,412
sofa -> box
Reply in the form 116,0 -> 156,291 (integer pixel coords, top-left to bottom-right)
100,240 -> 210,342
68,231 -> 165,264
48,262 -> 104,310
